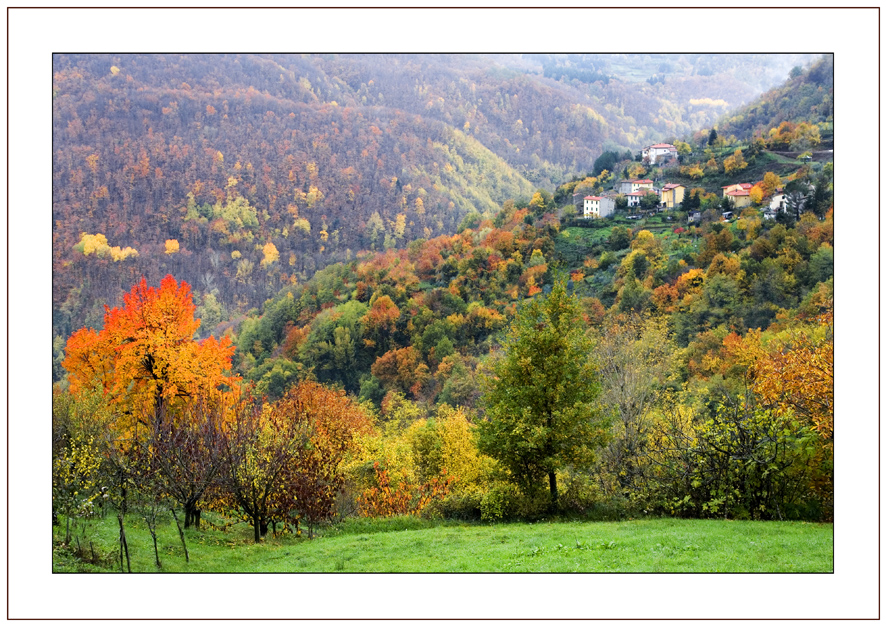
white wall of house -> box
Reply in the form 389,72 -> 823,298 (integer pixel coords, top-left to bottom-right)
644,144 -> 676,164
583,196 -> 615,218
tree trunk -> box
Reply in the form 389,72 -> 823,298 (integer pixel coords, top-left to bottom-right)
548,470 -> 559,512
149,526 -> 161,569
185,503 -> 202,530
170,507 -> 189,562
117,513 -> 131,573
253,513 -> 261,543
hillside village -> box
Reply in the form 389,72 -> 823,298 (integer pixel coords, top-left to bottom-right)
576,141 -> 795,223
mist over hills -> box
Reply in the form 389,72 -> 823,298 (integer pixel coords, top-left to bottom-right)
52,53 -> 822,339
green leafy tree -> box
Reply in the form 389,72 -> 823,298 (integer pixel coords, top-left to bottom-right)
640,191 -> 660,212
593,151 -> 620,176
528,189 -> 553,217
608,225 -> 632,251
477,279 -> 608,510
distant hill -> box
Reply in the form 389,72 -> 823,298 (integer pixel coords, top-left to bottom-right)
715,55 -> 833,143
51,53 -> 818,340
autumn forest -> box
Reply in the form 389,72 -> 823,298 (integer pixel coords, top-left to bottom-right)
52,53 -> 834,573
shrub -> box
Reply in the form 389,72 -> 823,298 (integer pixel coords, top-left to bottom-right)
480,482 -> 520,522
556,470 -> 602,515
424,489 -> 483,521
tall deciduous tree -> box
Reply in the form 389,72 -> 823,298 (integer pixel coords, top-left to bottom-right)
595,314 -> 676,497
477,279 -> 608,510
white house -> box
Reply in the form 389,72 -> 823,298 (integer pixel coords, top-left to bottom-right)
625,191 -> 647,208
642,143 -> 678,164
584,195 -> 615,219
769,189 -> 785,212
764,189 -> 785,219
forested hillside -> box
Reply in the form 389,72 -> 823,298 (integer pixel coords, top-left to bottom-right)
54,54 -> 835,547
716,55 -> 833,146
52,53 -> 817,342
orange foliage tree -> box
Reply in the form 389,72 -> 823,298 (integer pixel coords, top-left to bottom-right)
727,305 -> 834,516
371,346 -> 430,398
62,275 -> 238,432
739,309 -> 834,442
357,462 -> 451,518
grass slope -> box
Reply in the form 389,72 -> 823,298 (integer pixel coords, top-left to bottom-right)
54,514 -> 833,573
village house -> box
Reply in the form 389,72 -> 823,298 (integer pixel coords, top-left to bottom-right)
625,188 -> 658,208
725,188 -> 753,209
642,143 -> 678,164
625,191 -> 644,208
583,195 -> 615,219
632,179 -> 654,193
618,178 -> 654,194
722,182 -> 753,197
763,188 -> 785,219
659,183 -> 685,209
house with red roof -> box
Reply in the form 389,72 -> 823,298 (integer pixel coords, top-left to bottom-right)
724,188 -> 752,209
660,183 -> 685,209
625,189 -> 659,208
722,182 -> 753,198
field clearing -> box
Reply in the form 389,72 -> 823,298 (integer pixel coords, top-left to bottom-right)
53,514 -> 833,573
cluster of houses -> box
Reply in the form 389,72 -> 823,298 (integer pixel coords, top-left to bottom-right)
574,179 -> 680,220
575,177 -> 786,222
572,141 -> 793,222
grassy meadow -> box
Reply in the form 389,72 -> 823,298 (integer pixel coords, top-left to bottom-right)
53,512 -> 833,573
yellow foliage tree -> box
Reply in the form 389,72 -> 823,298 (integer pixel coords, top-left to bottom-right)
723,149 -> 747,174
760,171 -> 782,196
110,246 -> 139,262
74,233 -> 138,262
165,239 -> 180,255
261,242 -> 279,267
627,163 -> 647,179
737,309 -> 834,443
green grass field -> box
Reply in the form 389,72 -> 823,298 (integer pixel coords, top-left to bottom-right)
53,513 -> 833,573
